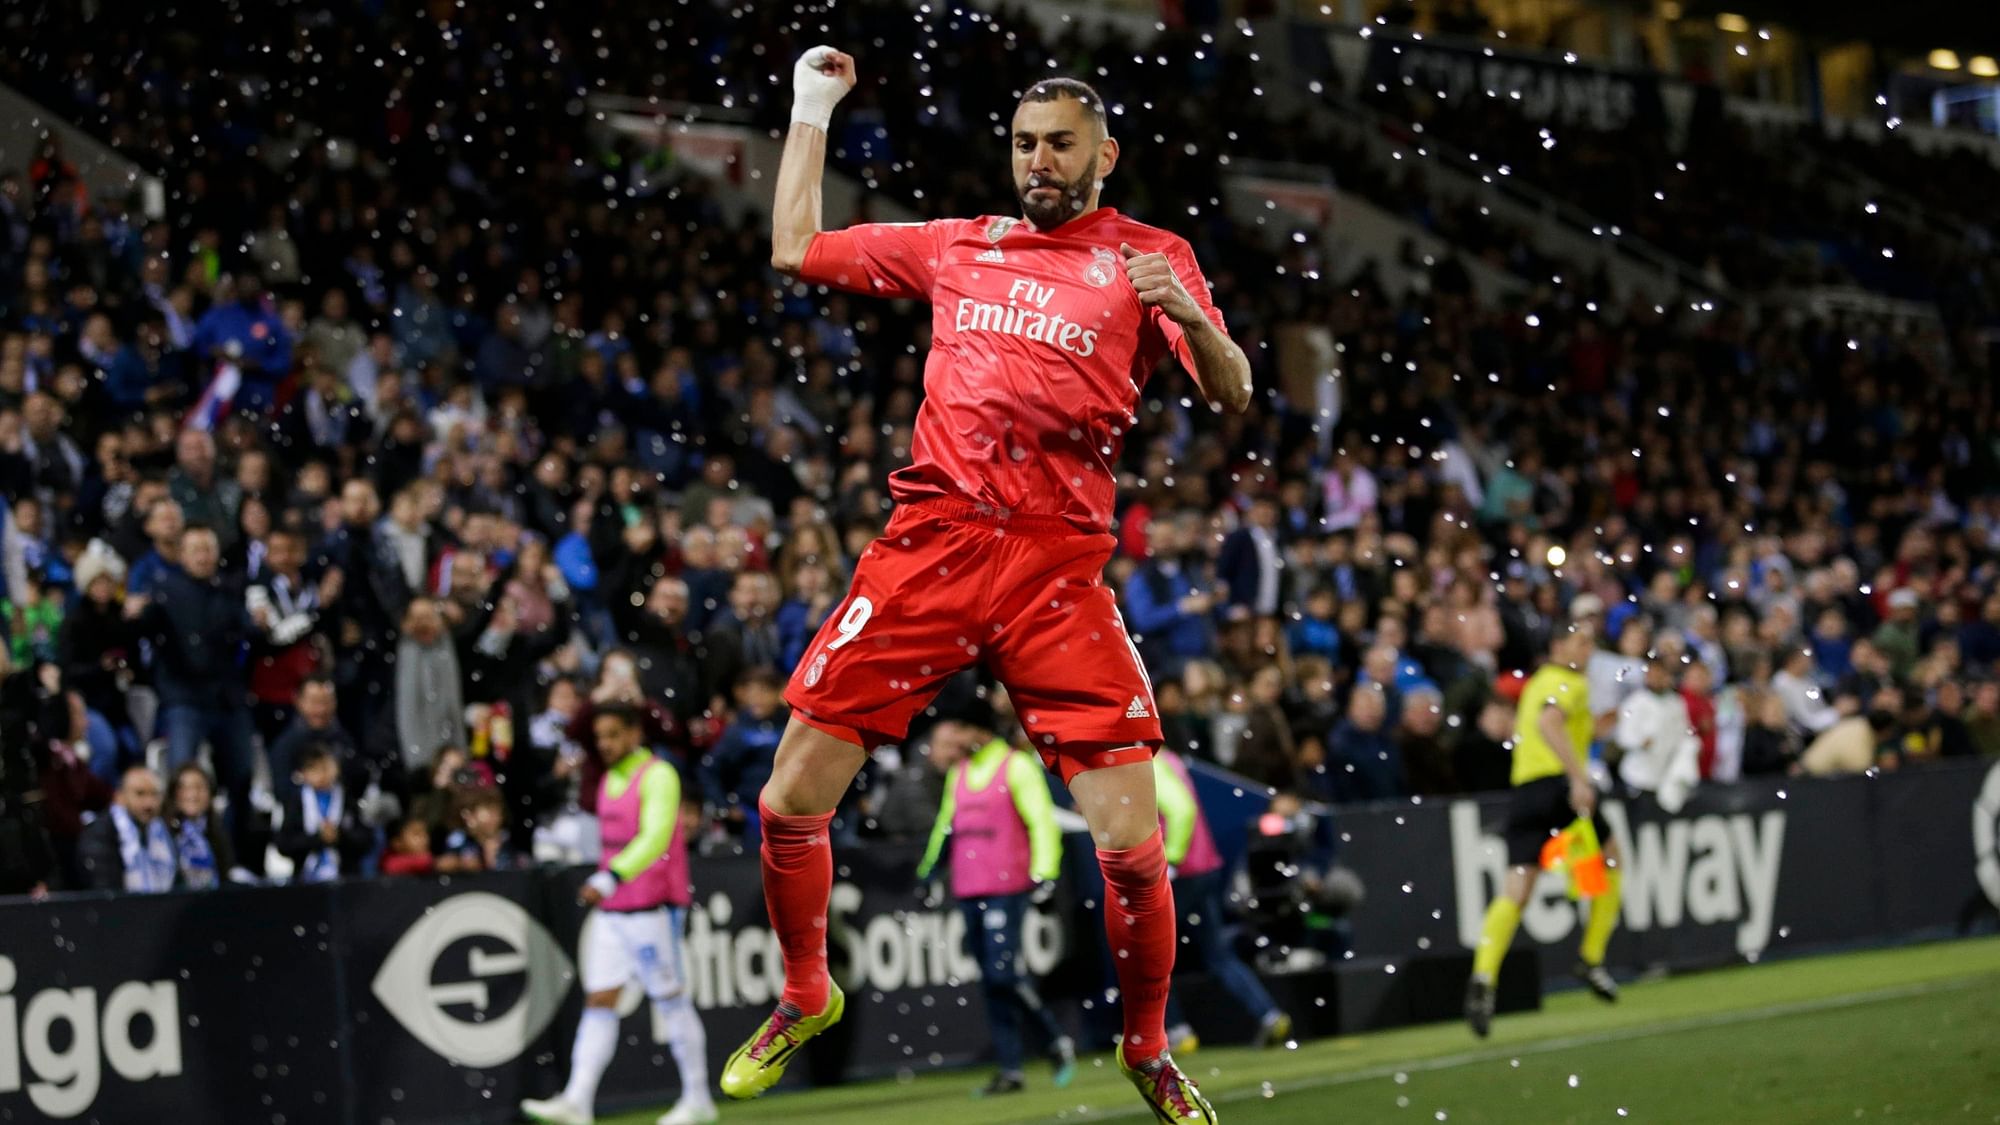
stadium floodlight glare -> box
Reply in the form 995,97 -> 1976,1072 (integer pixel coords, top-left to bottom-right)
1714,12 -> 1750,33
1969,55 -> 1999,77
1928,49 -> 1962,70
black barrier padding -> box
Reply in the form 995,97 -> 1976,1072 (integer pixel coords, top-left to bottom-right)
0,883 -> 342,1124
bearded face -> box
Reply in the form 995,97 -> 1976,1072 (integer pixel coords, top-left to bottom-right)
1018,153 -> 1099,229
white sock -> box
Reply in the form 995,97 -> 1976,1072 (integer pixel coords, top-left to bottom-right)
655,995 -> 712,1106
561,1007 -> 620,1110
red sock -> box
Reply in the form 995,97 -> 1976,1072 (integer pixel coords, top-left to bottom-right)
759,799 -> 835,1014
1097,829 -> 1176,1066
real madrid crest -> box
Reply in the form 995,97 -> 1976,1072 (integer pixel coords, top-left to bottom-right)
1085,246 -> 1118,288
986,217 -> 1018,243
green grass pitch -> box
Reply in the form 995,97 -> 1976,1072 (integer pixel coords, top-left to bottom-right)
605,936 -> 2000,1124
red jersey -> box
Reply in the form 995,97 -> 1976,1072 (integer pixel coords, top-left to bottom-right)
799,207 -> 1226,532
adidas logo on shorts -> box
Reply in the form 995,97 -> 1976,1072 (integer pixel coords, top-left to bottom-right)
1125,695 -> 1151,719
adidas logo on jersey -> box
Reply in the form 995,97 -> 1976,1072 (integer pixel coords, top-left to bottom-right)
976,247 -> 1006,263
1126,695 -> 1151,719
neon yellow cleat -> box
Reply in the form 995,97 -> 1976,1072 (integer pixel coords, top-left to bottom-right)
719,982 -> 846,1100
1117,1043 -> 1218,1124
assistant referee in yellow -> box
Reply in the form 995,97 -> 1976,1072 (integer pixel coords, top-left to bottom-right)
1465,619 -> 1624,1037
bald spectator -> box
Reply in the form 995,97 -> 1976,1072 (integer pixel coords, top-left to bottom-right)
77,766 -> 178,893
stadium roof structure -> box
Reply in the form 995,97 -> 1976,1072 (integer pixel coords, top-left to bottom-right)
1681,0 -> 1999,55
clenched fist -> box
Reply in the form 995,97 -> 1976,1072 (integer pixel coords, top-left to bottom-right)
792,46 -> 857,131
1120,242 -> 1202,327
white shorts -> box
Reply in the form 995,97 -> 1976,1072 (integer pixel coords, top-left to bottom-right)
580,906 -> 688,999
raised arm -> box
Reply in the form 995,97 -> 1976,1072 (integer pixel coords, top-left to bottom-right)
771,47 -> 858,274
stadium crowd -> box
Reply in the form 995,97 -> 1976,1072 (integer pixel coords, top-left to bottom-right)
0,0 -> 1996,897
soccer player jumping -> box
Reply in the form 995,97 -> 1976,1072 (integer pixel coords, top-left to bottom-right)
718,47 -> 1251,1124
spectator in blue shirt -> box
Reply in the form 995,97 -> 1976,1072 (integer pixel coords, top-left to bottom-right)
190,275 -> 292,411
700,668 -> 787,849
1123,515 -> 1217,678
1287,585 -> 1341,662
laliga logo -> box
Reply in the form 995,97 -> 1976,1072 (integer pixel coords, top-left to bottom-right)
372,893 -> 573,1067
0,955 -> 181,1119
1975,763 -> 2000,910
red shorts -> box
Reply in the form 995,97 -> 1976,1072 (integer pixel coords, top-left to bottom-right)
785,498 -> 1162,782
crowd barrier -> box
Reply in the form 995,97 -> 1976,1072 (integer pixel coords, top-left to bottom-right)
3,758 -> 1995,1122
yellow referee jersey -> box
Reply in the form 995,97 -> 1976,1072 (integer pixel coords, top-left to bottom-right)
1511,663 -> 1592,785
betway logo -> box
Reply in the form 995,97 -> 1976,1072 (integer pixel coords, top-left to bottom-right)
0,955 -> 181,1119
1451,801 -> 1785,956
952,278 -> 1099,358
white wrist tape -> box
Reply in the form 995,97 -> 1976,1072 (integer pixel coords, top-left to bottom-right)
791,45 -> 850,131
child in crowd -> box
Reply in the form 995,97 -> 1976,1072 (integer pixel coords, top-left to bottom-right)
380,815 -> 438,876
276,743 -> 373,882
439,786 -> 523,872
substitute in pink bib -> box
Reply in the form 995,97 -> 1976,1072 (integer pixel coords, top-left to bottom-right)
599,756 -> 690,911
948,755 -> 1036,900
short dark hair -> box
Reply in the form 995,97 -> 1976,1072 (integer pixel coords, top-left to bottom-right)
1019,78 -> 1108,134
594,702 -> 642,730
295,742 -> 337,773
740,667 -> 785,693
